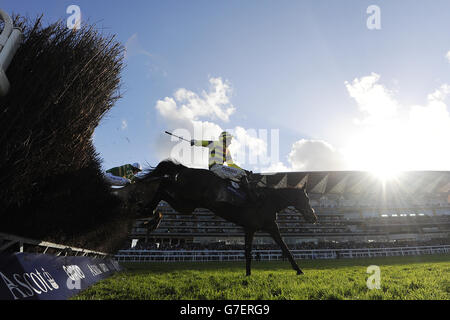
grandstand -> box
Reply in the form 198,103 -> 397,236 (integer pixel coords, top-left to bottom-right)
125,171 -> 450,251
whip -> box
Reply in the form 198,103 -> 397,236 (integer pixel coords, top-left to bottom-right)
165,131 -> 191,143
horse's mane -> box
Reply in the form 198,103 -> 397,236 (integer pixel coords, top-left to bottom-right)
138,159 -> 187,182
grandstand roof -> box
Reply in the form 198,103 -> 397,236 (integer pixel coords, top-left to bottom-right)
255,171 -> 450,195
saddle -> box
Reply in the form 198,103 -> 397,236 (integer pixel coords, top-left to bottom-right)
215,174 -> 259,206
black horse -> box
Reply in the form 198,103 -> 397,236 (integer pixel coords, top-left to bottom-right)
130,160 -> 318,276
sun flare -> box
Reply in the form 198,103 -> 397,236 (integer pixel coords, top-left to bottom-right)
369,167 -> 401,182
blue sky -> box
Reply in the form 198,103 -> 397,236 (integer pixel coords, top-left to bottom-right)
5,1 -> 450,173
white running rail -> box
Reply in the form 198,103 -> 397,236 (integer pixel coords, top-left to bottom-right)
116,245 -> 450,262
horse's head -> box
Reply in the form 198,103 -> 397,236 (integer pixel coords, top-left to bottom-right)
112,178 -> 161,217
293,188 -> 318,224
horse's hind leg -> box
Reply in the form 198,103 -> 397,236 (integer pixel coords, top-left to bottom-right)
265,223 -> 303,275
244,230 -> 255,276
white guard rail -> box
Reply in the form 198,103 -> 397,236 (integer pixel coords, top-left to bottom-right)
0,232 -> 109,258
116,245 -> 450,262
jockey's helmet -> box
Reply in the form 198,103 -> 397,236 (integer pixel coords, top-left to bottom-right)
132,162 -> 142,172
219,131 -> 233,142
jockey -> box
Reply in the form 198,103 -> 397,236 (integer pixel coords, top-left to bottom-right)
190,131 -> 257,201
104,162 -> 142,186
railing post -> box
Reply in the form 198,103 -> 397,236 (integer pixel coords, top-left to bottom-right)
0,9 -> 23,96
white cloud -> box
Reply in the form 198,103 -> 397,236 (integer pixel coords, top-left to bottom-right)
345,73 -> 399,124
154,77 -> 270,169
255,138 -> 348,173
269,73 -> 403,173
156,77 -> 235,124
343,74 -> 450,171
121,119 -> 128,130
446,51 -> 450,63
427,84 -> 450,101
261,161 -> 292,173
405,84 -> 450,170
287,139 -> 347,171
227,127 -> 271,169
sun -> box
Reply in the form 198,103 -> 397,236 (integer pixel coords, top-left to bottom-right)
369,167 -> 401,182
341,121 -> 411,176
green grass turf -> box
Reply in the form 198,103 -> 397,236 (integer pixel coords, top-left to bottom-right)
73,254 -> 450,300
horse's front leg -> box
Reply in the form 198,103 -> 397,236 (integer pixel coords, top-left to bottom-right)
244,229 -> 255,276
143,192 -> 162,217
265,222 -> 303,275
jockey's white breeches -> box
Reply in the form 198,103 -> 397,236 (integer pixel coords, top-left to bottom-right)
104,172 -> 131,186
210,164 -> 246,182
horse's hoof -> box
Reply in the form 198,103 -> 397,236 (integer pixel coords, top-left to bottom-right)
297,270 -> 304,275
